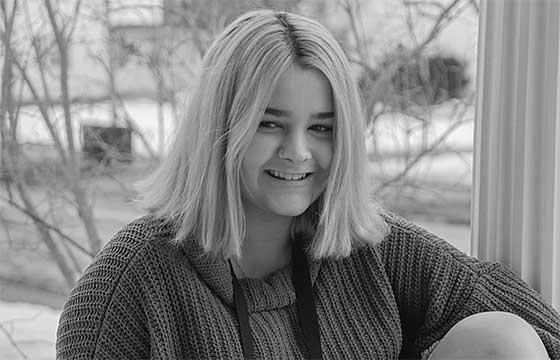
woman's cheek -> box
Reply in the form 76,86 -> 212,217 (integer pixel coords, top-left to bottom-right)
316,140 -> 334,170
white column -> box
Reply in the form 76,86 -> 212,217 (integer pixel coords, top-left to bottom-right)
471,0 -> 560,310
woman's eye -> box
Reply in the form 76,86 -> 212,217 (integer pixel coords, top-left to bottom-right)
310,125 -> 333,133
258,121 -> 280,129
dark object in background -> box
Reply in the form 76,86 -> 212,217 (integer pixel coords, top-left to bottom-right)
361,48 -> 471,110
82,125 -> 132,162
427,56 -> 470,101
391,54 -> 471,106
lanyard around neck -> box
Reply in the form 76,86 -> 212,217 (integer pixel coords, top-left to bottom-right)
229,240 -> 323,359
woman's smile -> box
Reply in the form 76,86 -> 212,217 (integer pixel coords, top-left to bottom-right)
264,170 -> 315,187
265,170 -> 313,181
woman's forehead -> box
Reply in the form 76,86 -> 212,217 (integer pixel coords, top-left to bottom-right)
265,66 -> 334,114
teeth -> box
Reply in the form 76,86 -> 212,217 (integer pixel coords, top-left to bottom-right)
268,170 -> 308,180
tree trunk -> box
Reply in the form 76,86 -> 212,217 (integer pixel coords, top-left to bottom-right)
72,184 -> 102,253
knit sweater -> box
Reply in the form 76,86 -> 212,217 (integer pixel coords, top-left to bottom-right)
56,212 -> 560,359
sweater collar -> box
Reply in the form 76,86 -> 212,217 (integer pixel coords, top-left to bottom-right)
181,235 -> 322,313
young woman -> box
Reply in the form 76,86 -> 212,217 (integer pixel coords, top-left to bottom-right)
56,10 -> 560,359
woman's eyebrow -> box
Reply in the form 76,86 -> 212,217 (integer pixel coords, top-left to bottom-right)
264,107 -> 290,117
264,107 -> 334,119
311,111 -> 335,120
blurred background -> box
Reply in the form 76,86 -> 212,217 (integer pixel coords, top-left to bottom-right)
0,0 -> 478,358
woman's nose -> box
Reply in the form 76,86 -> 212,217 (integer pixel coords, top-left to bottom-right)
278,132 -> 311,163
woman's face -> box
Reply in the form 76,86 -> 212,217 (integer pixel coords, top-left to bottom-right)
240,65 -> 334,218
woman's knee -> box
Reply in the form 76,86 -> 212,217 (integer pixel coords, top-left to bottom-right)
428,311 -> 549,359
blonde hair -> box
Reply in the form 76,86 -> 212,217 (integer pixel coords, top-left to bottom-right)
136,9 -> 389,260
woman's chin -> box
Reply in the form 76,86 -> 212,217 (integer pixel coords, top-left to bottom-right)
268,201 -> 311,217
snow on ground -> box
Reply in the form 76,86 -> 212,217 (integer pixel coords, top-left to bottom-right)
0,301 -> 59,360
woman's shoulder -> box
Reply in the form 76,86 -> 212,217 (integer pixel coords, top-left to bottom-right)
375,208 -> 454,254
63,215 -> 182,306
106,214 -> 176,248
374,209 -> 498,276
96,214 -> 178,262
56,214 -> 177,358
71,214 -> 183,296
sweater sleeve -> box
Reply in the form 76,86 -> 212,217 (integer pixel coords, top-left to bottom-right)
377,212 -> 560,359
56,218 -> 154,360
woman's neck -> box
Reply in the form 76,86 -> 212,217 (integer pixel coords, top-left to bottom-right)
237,206 -> 293,279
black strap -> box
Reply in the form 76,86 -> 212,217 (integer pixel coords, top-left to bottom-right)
230,261 -> 255,359
230,241 -> 322,360
292,240 -> 323,359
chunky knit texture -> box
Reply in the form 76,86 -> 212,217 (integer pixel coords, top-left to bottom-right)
56,212 -> 560,359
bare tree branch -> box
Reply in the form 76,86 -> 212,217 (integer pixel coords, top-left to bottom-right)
65,0 -> 83,41
0,321 -> 28,359
403,0 -> 445,9
355,0 -> 469,119
0,194 -> 95,258
11,56 -> 69,164
45,0 -> 77,155
340,0 -> 369,61
22,0 -> 57,111
469,0 -> 479,13
0,211 -> 14,246
377,94 -> 474,189
118,99 -> 159,160
416,0 -> 463,47
46,0 -> 103,254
